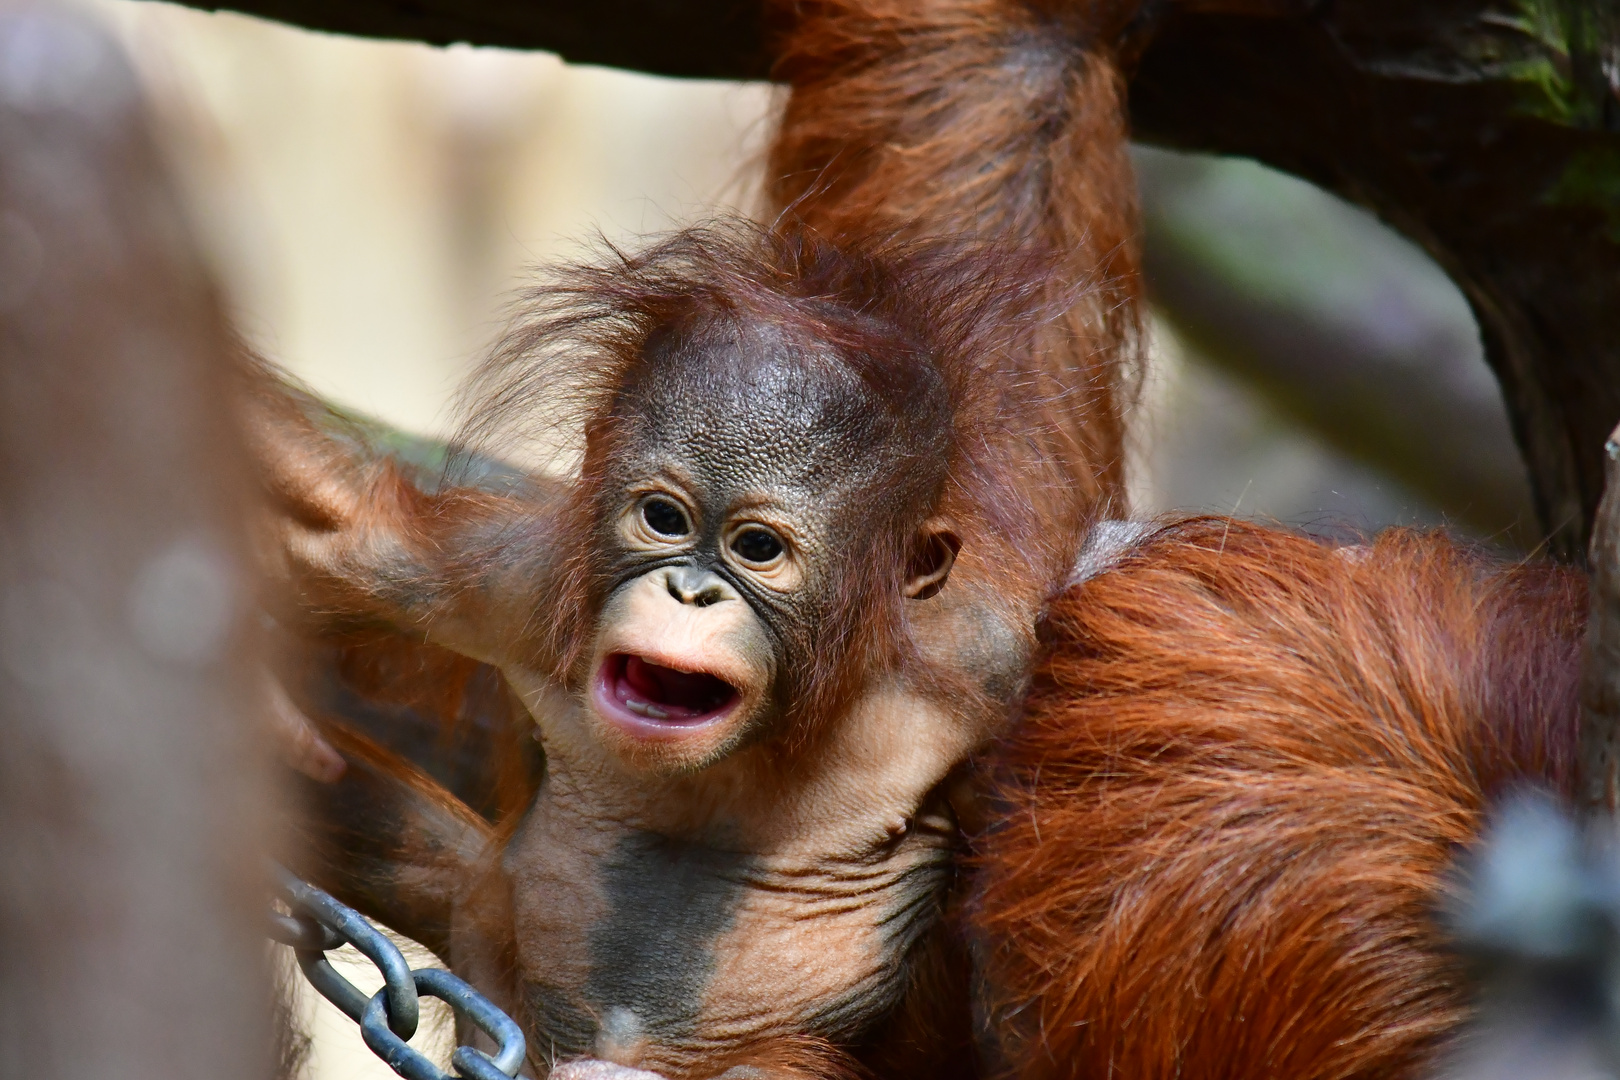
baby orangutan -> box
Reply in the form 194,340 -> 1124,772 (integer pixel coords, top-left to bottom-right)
253,221 -> 1086,1080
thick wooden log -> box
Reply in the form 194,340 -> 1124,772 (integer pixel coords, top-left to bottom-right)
175,0 -> 772,79
1129,0 -> 1620,562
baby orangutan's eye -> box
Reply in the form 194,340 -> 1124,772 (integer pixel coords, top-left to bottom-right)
642,498 -> 690,538
731,527 -> 784,565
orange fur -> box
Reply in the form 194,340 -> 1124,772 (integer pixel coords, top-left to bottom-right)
710,1034 -> 873,1080
972,519 -> 1586,1080
767,0 -> 1143,520
289,630 -> 540,824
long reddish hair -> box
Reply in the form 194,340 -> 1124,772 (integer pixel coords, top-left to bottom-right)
768,0 -> 1145,522
972,518 -> 1587,1080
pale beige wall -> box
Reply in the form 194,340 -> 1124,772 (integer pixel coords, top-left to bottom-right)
94,0 -> 777,438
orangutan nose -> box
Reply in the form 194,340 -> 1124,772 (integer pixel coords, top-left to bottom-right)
664,566 -> 733,608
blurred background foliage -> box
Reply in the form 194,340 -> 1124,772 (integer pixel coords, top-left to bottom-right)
1134,147 -> 1538,551
91,1 -> 1542,548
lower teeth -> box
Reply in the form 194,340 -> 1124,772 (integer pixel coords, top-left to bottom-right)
624,698 -> 671,720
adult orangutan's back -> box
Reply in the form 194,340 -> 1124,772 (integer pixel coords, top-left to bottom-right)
973,519 -> 1587,1080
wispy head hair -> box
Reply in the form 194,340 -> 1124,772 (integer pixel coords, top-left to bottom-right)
455,216 -> 1063,492
453,217 -> 1102,711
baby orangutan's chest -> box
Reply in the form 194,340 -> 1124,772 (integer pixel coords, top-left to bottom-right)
498,810 -> 951,1078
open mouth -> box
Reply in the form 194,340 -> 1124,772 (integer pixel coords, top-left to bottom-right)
594,653 -> 740,729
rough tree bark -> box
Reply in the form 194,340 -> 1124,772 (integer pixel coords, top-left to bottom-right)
1580,423 -> 1620,812
0,6 -> 275,1078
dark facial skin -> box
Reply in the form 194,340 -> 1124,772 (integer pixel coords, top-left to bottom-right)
484,321 -> 999,1077
580,323 -> 945,767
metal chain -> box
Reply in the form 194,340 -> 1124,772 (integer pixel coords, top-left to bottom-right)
267,862 -> 527,1080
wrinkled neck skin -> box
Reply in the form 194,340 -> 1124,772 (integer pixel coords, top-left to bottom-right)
468,563 -> 1032,1080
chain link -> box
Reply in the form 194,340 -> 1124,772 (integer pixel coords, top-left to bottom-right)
268,862 -> 527,1080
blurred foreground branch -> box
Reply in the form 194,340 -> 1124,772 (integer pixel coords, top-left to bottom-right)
1440,795 -> 1618,1080
1441,355 -> 1620,1080
0,6 -> 273,1078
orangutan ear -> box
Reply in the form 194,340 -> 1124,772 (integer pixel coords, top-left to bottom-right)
904,520 -> 961,600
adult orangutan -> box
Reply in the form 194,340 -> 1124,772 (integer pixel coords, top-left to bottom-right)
973,517 -> 1585,1080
